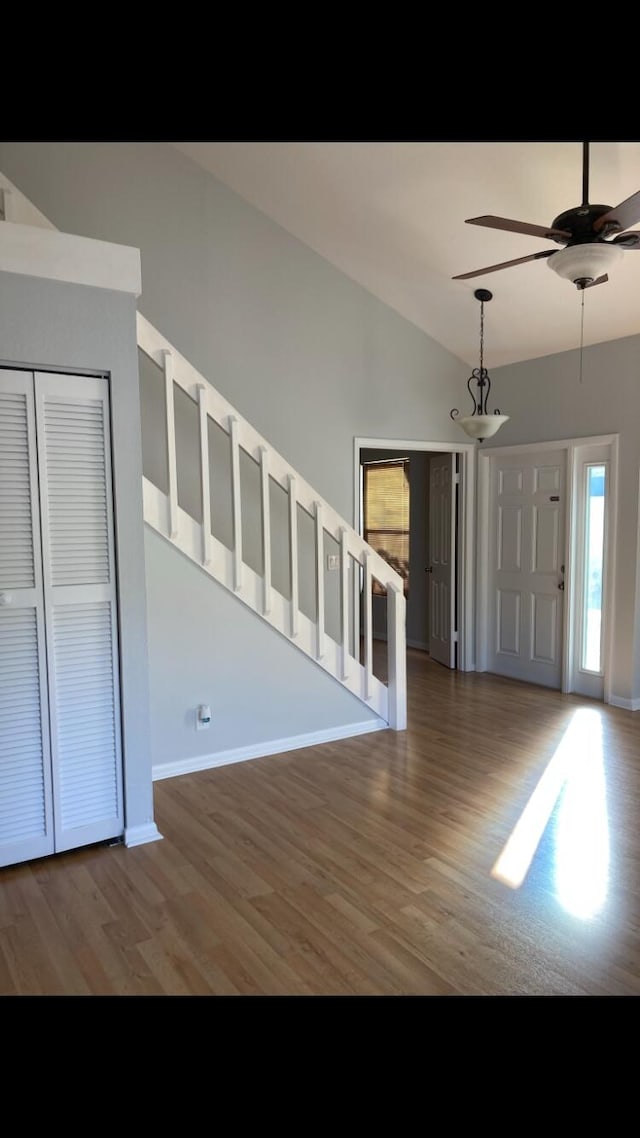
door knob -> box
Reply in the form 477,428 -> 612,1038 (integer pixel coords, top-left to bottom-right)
425,566 -> 433,573
558,580 -> 565,591
0,593 -> 12,606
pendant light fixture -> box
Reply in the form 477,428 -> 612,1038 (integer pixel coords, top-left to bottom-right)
450,288 -> 509,442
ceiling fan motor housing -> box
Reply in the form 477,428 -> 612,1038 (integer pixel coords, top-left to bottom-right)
551,204 -> 620,244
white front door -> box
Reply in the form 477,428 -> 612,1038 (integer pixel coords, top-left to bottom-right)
489,450 -> 566,688
428,453 -> 456,668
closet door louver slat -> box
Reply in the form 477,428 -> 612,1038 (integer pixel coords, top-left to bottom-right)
53,602 -> 119,832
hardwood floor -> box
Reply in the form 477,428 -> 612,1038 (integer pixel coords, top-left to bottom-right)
3,648 -> 640,996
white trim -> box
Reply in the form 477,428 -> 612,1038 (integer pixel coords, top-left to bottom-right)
364,636 -> 431,653
152,718 -> 387,781
0,173 -> 56,230
480,434 -> 619,457
124,822 -> 164,847
567,447 -> 614,699
562,444 -> 577,694
354,436 -> 476,672
608,695 -> 640,712
0,220 -> 141,296
476,448 -> 491,672
604,441 -> 620,706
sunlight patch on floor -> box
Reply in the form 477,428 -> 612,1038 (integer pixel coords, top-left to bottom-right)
491,708 -> 609,919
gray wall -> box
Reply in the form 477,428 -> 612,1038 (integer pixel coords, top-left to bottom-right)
145,527 -> 380,768
492,335 -> 640,703
0,143 -> 469,522
0,270 -> 155,833
0,142 -> 474,766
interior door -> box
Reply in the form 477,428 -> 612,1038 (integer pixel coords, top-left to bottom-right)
489,450 -> 566,688
35,372 -> 124,852
428,453 -> 456,668
0,371 -> 55,868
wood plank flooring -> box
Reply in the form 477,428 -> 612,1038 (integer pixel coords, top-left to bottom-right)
3,648 -> 640,996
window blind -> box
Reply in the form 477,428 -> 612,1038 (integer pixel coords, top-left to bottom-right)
363,459 -> 410,595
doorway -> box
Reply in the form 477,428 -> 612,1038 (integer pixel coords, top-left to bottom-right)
486,447 -> 567,688
354,437 -> 476,672
477,435 -> 619,700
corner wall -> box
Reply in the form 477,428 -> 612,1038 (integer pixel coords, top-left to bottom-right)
0,269 -> 156,837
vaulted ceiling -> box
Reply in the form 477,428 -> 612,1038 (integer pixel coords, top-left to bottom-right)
173,141 -> 640,369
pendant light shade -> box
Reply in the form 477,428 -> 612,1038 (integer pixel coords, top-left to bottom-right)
453,413 -> 510,440
450,289 -> 509,443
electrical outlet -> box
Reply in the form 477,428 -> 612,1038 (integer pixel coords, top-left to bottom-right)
196,704 -> 211,731
326,554 -> 339,571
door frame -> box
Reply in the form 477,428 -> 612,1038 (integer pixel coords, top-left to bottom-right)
477,433 -> 619,700
354,437 -> 476,671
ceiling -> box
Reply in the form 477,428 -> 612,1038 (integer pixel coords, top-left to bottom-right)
173,141 -> 640,369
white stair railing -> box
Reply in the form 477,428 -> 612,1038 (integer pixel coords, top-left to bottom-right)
137,314 -> 406,728
0,171 -> 407,730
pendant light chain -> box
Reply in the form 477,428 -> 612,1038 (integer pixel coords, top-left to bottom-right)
579,289 -> 585,385
449,288 -> 509,442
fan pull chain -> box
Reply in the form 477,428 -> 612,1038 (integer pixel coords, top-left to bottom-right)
578,289 -> 585,384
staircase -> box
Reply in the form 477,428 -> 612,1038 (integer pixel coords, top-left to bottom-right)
0,172 -> 407,732
138,314 -> 406,728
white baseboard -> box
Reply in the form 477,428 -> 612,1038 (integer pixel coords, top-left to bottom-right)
372,634 -> 429,653
124,822 -> 164,847
608,694 -> 640,711
152,718 -> 387,782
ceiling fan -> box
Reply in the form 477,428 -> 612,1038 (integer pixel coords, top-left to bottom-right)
453,142 -> 640,290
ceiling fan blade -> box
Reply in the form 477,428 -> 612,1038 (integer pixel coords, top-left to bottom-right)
466,215 -> 571,240
584,274 -> 608,289
452,249 -> 556,281
593,190 -> 640,234
612,230 -> 640,248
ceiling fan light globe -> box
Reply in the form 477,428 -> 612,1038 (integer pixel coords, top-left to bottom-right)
548,242 -> 623,285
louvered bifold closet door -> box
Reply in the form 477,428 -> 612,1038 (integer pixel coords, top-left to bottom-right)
35,373 -> 124,852
0,371 -> 55,867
